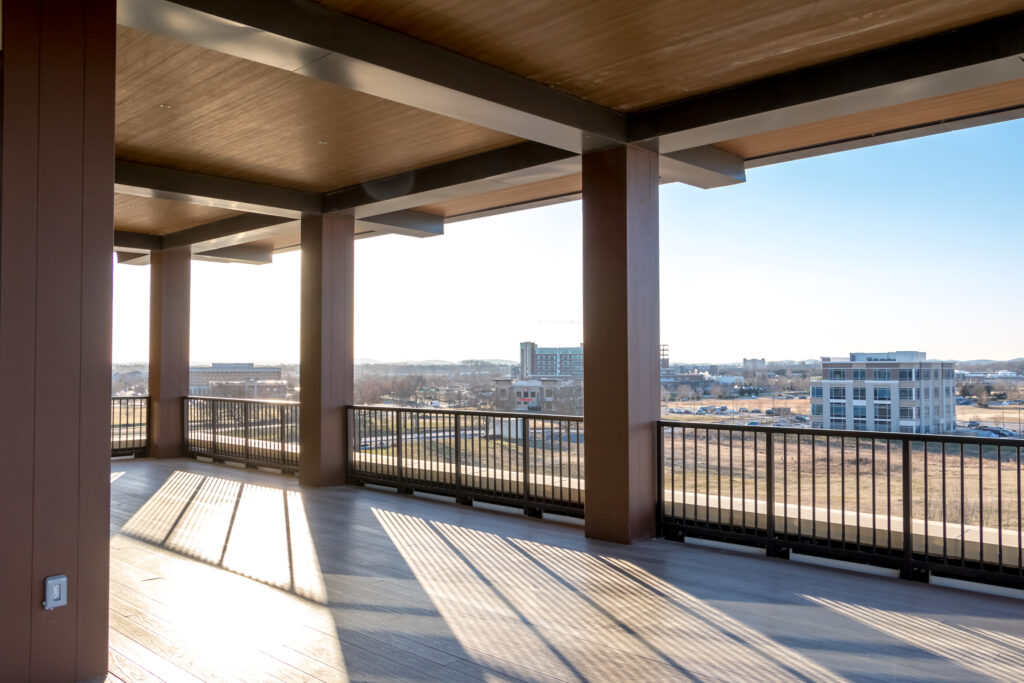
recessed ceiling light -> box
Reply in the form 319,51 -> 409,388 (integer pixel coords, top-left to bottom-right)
316,140 -> 328,145
158,103 -> 173,109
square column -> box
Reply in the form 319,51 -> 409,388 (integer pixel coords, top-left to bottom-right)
149,247 -> 191,458
0,1 -> 116,679
582,145 -> 660,544
300,213 -> 355,486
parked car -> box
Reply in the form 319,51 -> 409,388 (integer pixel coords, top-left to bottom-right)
682,409 -> 692,414
765,409 -> 776,416
967,420 -> 980,429
751,409 -> 761,414
747,421 -> 760,426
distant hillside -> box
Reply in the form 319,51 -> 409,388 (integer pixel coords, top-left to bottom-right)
959,358 -> 1024,365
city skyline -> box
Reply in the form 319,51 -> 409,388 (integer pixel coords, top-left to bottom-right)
113,117 -> 1024,365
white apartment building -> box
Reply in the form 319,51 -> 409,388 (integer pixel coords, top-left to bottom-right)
809,351 -> 955,434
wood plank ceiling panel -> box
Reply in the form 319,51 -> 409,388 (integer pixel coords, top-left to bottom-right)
115,26 -> 520,193
320,0 -> 1024,112
416,174 -> 581,218
719,77 -> 1024,160
114,194 -> 243,235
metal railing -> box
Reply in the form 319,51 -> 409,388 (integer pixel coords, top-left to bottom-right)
185,396 -> 300,472
347,406 -> 584,517
658,421 -> 1024,589
111,396 -> 149,457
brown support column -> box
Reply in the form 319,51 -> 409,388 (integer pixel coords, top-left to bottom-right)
300,213 -> 354,486
149,247 -> 191,459
0,1 -> 115,680
582,145 -> 660,544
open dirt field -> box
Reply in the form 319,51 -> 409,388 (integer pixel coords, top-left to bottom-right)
662,396 -> 810,424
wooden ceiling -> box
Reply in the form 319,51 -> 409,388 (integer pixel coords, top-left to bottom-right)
417,175 -> 582,218
719,78 -> 1024,160
113,1 -> 1024,247
114,194 -> 242,234
319,0 -> 1024,112
115,26 -> 519,193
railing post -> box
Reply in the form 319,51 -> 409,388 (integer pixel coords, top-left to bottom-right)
209,401 -> 218,454
522,416 -> 541,518
180,397 -> 187,456
396,411 -> 410,493
656,422 -> 664,537
765,431 -> 787,558
454,413 -> 463,497
243,401 -> 252,464
279,404 -> 287,466
146,396 -> 152,457
899,438 -> 927,581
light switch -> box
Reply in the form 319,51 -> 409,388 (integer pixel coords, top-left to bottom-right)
43,575 -> 68,610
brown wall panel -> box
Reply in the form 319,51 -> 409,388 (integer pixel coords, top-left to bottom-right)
0,1 -> 115,680
31,2 -> 88,675
78,0 -> 118,674
149,247 -> 191,459
0,4 -> 42,679
581,145 -> 659,544
300,213 -> 354,486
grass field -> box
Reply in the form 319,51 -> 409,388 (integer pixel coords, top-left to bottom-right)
661,430 -> 1022,530
662,397 -> 1023,432
662,397 -> 810,424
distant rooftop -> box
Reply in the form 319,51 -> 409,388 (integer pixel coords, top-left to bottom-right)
821,351 -> 928,363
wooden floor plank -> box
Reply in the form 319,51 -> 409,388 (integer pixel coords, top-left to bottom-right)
108,458 -> 1024,682
107,645 -> 162,683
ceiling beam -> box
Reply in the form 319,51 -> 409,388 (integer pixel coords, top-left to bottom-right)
115,160 -> 321,218
658,145 -> 745,188
114,214 -> 296,263
745,105 -> 1024,169
356,210 -> 444,238
323,141 -> 579,216
115,251 -> 151,265
631,11 -> 1024,153
192,243 -> 274,265
113,229 -> 162,253
118,0 -> 626,153
160,213 -> 294,250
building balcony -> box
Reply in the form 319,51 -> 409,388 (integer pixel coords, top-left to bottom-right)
109,455 -> 1024,681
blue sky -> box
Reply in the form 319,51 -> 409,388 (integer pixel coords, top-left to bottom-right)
113,117 -> 1024,365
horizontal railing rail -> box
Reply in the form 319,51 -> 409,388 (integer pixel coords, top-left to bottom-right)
658,420 -> 1024,589
347,405 -> 584,517
111,396 -> 149,457
185,396 -> 299,472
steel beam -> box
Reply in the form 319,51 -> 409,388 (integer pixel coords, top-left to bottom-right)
161,213 -> 294,249
113,229 -> 161,253
631,11 -> 1024,153
355,210 -> 443,238
746,105 -> 1024,169
323,141 -> 579,216
115,160 -> 321,218
118,0 -> 626,152
116,251 -> 151,265
445,192 -> 582,224
191,243 -> 274,264
658,145 -> 745,188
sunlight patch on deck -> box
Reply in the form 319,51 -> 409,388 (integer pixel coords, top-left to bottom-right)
375,507 -> 848,681
804,595 -> 1024,679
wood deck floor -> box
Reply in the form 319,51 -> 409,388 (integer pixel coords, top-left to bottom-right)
108,458 -> 1024,682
